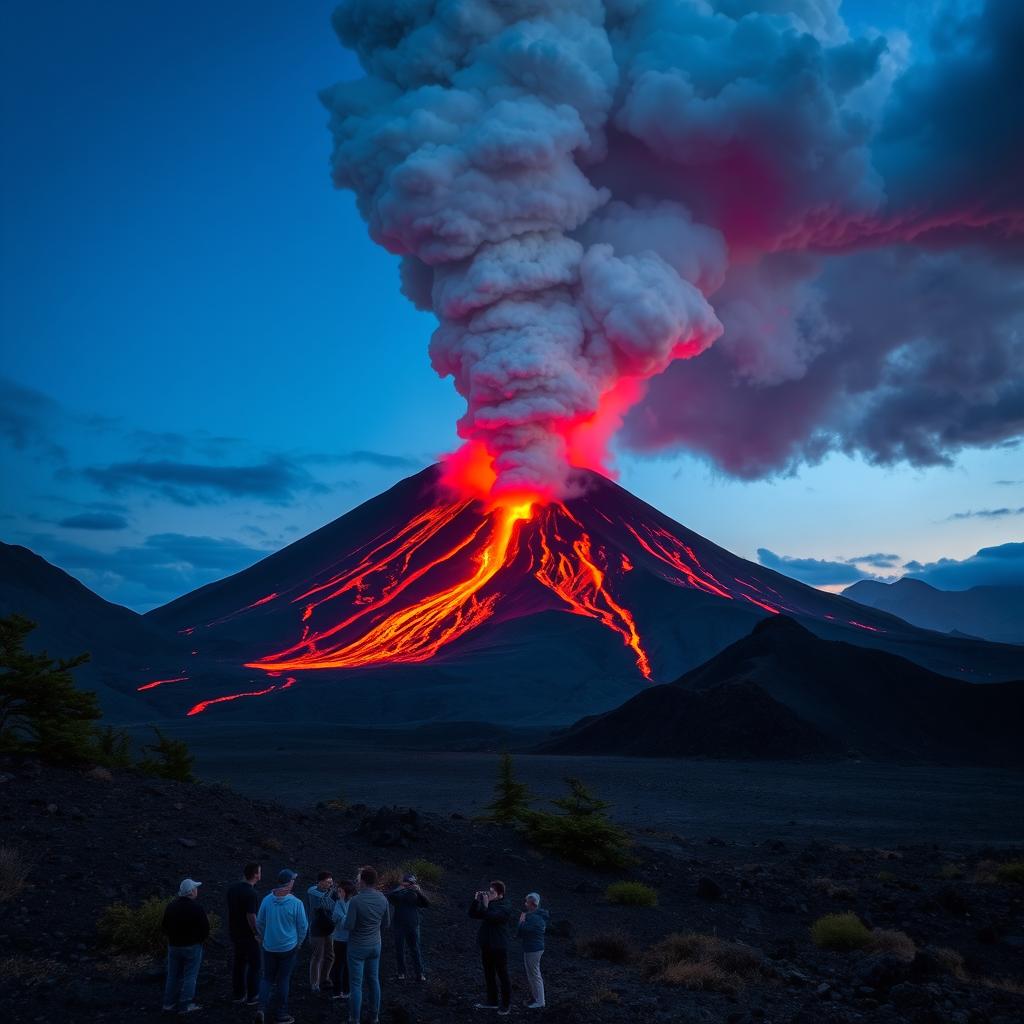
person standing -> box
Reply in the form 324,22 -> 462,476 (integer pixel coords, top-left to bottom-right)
226,863 -> 262,1006
517,892 -> 549,1010
306,871 -> 335,992
386,872 -> 429,982
328,879 -> 356,1002
254,869 -> 307,1024
161,878 -> 210,1014
344,866 -> 391,1024
469,880 -> 511,1015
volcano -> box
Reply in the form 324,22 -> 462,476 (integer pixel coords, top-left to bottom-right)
128,467 -> 1024,725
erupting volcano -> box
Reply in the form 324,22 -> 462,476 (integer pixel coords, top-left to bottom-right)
138,463 -> 1024,724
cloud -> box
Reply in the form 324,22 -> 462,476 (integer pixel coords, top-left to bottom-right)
0,377 -> 68,462
84,457 -> 328,506
757,548 -> 876,586
29,531 -> 273,609
57,512 -> 129,531
904,542 -> 1024,589
848,552 -> 901,568
947,507 -> 1024,521
305,450 -> 423,469
994,480 -> 1022,486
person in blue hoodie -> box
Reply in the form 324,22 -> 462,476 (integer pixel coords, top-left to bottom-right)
254,869 -> 308,1024
517,892 -> 549,1010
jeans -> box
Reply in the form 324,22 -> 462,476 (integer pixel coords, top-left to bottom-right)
329,939 -> 349,995
231,934 -> 261,1001
394,924 -> 424,977
259,946 -> 298,1021
163,943 -> 202,1011
309,934 -> 335,989
481,947 -> 510,1009
347,943 -> 381,1022
524,950 -> 545,1006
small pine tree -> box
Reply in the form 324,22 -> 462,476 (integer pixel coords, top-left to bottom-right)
138,726 -> 195,782
527,776 -> 633,869
93,725 -> 134,768
0,614 -> 99,764
483,752 -> 536,825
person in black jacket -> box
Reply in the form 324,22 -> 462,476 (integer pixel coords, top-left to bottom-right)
469,880 -> 511,1015
387,873 -> 429,982
161,878 -> 211,1014
226,862 -> 262,1005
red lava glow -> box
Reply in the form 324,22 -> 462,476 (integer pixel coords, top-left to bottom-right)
849,620 -> 883,632
137,675 -> 189,692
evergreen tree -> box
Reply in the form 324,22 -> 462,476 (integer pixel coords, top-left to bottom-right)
93,724 -> 134,768
0,614 -> 99,764
138,726 -> 195,783
483,752 -> 536,825
527,776 -> 633,869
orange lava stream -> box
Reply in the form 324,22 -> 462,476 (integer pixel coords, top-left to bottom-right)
534,506 -> 652,679
249,501 -> 534,671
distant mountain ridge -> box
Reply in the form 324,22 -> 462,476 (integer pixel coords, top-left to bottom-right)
843,578 -> 1024,645
539,616 -> 1024,765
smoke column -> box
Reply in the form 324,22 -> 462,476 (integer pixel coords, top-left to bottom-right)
323,0 -> 1024,496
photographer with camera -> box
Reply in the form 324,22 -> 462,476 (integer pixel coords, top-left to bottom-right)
469,880 -> 512,1015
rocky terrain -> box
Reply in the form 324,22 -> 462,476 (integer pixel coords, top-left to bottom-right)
2,757 -> 1023,1024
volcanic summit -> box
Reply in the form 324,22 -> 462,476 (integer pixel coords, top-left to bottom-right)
126,466 -> 1024,725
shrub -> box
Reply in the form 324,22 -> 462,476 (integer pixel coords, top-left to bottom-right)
577,931 -> 632,964
92,725 -> 133,768
259,837 -> 284,853
810,913 -> 872,951
323,792 -> 348,811
934,947 -> 966,979
812,876 -> 856,899
605,881 -> 657,907
483,753 -> 536,825
0,845 -> 30,903
0,614 -> 99,764
644,933 -> 763,992
876,870 -> 897,884
402,858 -> 443,887
377,865 -> 403,891
936,863 -> 964,880
995,861 -> 1024,885
868,929 -> 916,961
98,897 -> 169,954
527,777 -> 633,869
137,727 -> 195,782
589,987 -> 620,1005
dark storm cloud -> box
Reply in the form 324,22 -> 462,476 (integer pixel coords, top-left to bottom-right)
947,507 -> 1024,521
904,542 -> 1024,589
57,512 -> 129,531
757,548 -> 875,586
0,377 -> 68,462
84,457 -> 328,506
848,552 -> 901,568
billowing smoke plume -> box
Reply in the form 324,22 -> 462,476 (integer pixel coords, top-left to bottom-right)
323,0 -> 1024,494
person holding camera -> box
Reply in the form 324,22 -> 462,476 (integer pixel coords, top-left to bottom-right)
387,872 -> 429,982
306,871 -> 336,993
517,892 -> 549,1009
469,880 -> 512,1015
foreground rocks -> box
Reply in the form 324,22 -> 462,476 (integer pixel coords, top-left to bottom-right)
1,757 -> 1022,1024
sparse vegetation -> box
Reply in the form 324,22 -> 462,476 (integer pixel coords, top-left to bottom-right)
483,752 -> 536,825
589,987 -> 621,1005
95,953 -> 156,980
527,777 -> 633,869
605,881 -> 658,906
137,726 -> 195,782
323,791 -> 348,811
0,956 -> 69,988
812,876 -> 856,899
0,845 -> 30,902
934,947 -> 967,978
868,929 -> 916,961
810,912 -> 872,951
402,858 -> 443,886
577,931 -> 633,964
937,862 -> 965,880
259,837 -> 284,853
644,933 -> 764,993
995,860 -> 1024,884
876,870 -> 898,884
92,724 -> 133,768
97,896 -> 169,955
0,614 -> 99,764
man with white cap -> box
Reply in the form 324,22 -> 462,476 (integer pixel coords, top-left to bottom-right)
254,868 -> 308,1024
161,877 -> 210,1014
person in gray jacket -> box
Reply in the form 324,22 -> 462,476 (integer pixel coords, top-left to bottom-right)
344,866 -> 391,1024
517,892 -> 549,1009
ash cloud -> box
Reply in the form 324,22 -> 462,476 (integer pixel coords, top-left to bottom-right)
904,541 -> 1024,589
324,0 -> 1024,491
757,547 -> 882,586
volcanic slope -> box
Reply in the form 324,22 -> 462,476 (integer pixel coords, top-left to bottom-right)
139,466 -> 1024,724
539,616 -> 1024,765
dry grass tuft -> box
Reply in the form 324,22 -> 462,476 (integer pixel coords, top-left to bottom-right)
0,956 -> 69,987
812,876 -> 856,900
577,931 -> 633,965
868,929 -> 916,961
934,947 -> 967,979
589,987 -> 621,1005
644,933 -> 764,992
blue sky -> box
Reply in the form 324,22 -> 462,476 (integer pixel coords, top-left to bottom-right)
1,1 -> 1021,610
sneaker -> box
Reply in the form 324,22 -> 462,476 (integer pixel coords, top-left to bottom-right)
498,1009 -> 511,1017
162,1007 -> 176,1013
246,997 -> 260,1006
179,1006 -> 202,1016
397,973 -> 406,981
311,985 -> 320,993
526,1003 -> 545,1009
419,974 -> 427,982
274,1017 -> 296,1024
332,991 -> 350,1000
474,1004 -> 500,1011
233,997 -> 246,1004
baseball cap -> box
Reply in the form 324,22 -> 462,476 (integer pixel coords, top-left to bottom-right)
275,868 -> 298,886
402,873 -> 417,884
178,878 -> 202,896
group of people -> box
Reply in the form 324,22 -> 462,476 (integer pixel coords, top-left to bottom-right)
160,862 -> 549,1022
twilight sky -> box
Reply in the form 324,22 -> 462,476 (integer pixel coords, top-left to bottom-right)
2,0 -> 1022,611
